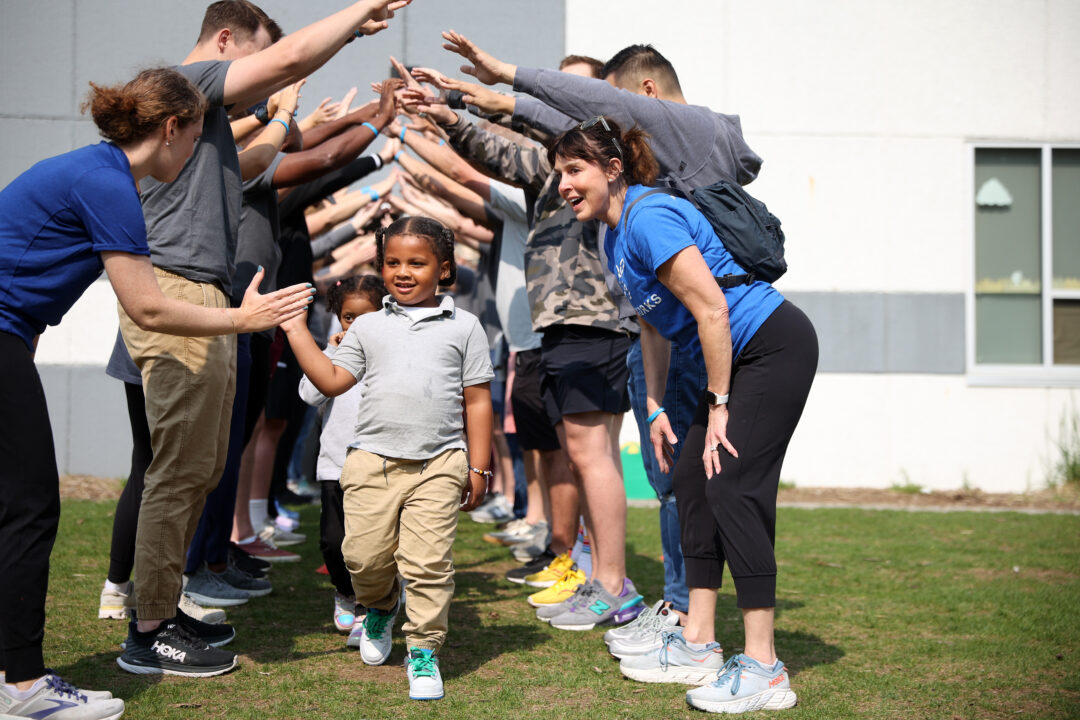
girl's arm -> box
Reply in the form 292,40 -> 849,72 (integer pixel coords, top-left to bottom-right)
279,312 -> 358,397
638,317 -> 678,474
461,382 -> 493,511
655,245 -> 737,479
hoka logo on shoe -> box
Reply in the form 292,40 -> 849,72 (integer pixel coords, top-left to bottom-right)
769,675 -> 785,688
588,600 -> 610,615
152,641 -> 187,662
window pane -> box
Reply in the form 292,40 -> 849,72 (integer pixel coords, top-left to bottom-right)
975,149 -> 1041,293
976,295 -> 1042,364
1054,300 -> 1080,365
975,149 -> 1042,364
1052,149 -> 1080,290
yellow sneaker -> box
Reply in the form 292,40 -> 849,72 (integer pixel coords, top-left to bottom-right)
523,552 -> 575,589
527,566 -> 586,607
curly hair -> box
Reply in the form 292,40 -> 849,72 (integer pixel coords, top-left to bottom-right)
326,274 -> 387,317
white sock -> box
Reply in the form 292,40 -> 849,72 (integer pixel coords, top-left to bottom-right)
684,641 -> 711,651
249,499 -> 269,530
104,579 -> 129,593
4,676 -> 45,699
236,535 -> 258,546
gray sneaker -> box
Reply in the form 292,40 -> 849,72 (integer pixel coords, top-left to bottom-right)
619,631 -> 724,684
549,578 -> 644,631
604,599 -> 664,645
221,565 -> 272,598
685,654 -> 797,713
609,602 -> 682,658
535,580 -> 595,622
184,567 -> 250,607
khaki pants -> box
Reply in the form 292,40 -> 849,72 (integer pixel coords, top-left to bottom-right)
340,448 -> 468,652
118,267 -> 237,620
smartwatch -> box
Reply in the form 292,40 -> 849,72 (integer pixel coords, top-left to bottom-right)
706,390 -> 730,406
253,103 -> 270,125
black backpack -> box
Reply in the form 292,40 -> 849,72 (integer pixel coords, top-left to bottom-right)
625,177 -> 786,288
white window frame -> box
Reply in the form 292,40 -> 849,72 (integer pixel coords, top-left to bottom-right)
966,142 -> 1080,388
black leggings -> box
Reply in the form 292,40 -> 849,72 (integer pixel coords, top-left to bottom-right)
673,301 -> 818,609
107,382 -> 152,584
0,332 -> 60,682
319,481 -> 352,597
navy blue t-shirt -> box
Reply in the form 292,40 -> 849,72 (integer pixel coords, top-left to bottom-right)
0,142 -> 149,350
604,184 -> 783,360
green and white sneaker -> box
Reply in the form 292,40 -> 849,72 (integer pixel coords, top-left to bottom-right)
358,603 -> 398,665
619,631 -> 723,684
685,654 -> 797,713
549,578 -> 644,631
406,648 -> 443,700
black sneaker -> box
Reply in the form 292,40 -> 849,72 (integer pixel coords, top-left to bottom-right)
117,621 -> 237,677
504,547 -> 557,584
229,542 -> 271,578
176,607 -> 236,647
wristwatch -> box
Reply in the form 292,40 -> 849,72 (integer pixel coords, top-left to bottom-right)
253,103 -> 270,125
706,390 -> 730,406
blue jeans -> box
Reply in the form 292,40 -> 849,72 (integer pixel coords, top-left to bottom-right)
626,338 -> 707,614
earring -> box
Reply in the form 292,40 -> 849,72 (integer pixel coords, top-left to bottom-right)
165,140 -> 172,147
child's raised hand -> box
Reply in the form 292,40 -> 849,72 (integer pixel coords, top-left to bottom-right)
329,330 -> 347,347
460,469 -> 487,512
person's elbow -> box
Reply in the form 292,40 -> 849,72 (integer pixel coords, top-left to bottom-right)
123,296 -> 170,332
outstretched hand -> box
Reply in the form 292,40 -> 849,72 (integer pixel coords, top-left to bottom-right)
238,268 -> 314,333
441,30 -> 515,86
356,0 -> 413,35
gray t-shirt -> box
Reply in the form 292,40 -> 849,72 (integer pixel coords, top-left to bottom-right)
299,344 -> 364,481
140,60 -> 241,294
331,294 -> 494,461
486,180 -> 542,352
233,151 -> 285,306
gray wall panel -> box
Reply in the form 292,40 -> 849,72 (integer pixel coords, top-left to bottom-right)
41,365 -> 130,478
0,120 -> 78,188
0,1 -> 76,118
785,291 -> 965,374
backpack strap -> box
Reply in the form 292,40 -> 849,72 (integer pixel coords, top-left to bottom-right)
623,186 -> 753,289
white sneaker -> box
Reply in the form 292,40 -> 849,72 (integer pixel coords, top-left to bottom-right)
469,492 -> 514,523
179,593 -> 228,624
333,593 -> 357,632
685,654 -> 797,713
619,631 -> 724,684
0,673 -> 124,719
608,602 -> 681,658
405,648 -> 444,700
605,599 -> 664,645
481,518 -> 531,545
97,580 -> 135,620
509,521 -> 551,562
259,523 -> 306,547
358,603 -> 398,665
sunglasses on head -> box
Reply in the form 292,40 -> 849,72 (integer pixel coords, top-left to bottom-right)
578,115 -> 623,160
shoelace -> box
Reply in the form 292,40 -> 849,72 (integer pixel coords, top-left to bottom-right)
44,674 -> 87,703
408,652 -> 438,678
166,620 -> 213,650
551,568 -> 583,593
657,631 -> 682,670
713,655 -> 746,695
566,582 -> 597,610
364,609 -> 393,639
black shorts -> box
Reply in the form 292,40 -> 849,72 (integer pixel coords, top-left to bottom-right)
510,349 -> 560,451
540,325 -> 633,424
265,340 -> 304,420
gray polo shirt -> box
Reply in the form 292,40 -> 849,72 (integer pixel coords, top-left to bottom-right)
331,294 -> 494,461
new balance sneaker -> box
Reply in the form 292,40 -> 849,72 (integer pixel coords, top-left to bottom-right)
259,523 -> 306,548
527,566 -> 586,607
97,580 -> 135,620
220,565 -> 272,598
549,578 -> 644,631
524,551 -> 575,588
183,567 -> 250,607
405,648 -> 443,701
0,673 -> 124,720
535,580 -> 595,622
508,521 -> 551,562
482,518 -> 531,546
608,602 -> 682,658
117,621 -> 237,677
357,603 -> 398,665
179,593 -> 227,624
228,542 -> 271,577
504,548 -> 556,585
469,492 -> 514,524
235,536 -> 300,563
619,631 -> 724,684
605,599 -> 664,645
685,654 -> 797,713
334,593 -> 357,632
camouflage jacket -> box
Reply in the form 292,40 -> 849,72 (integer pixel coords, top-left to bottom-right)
443,115 -> 637,335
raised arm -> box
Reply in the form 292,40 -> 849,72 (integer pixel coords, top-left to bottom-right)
391,117 -> 492,201
222,0 -> 412,109
395,151 -> 490,225
235,80 -> 303,180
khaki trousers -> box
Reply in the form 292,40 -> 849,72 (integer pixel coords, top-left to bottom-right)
340,448 -> 468,652
119,267 -> 236,620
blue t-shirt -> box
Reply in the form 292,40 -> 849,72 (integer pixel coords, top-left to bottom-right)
604,184 -> 784,360
0,142 -> 149,350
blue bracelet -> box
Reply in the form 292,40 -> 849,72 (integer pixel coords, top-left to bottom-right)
359,185 -> 379,202
646,407 -> 666,424
353,30 -> 363,39
438,138 -> 446,146
268,118 -> 289,137
394,149 -> 404,162
361,121 -> 378,136
398,127 -> 407,142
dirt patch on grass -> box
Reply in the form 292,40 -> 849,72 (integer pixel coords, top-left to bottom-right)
60,474 -> 124,501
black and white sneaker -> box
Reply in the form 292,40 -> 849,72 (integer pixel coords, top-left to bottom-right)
504,548 -> 556,584
117,621 -> 237,677
175,607 -> 236,647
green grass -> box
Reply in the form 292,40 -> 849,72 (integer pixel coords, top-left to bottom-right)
47,502 -> 1080,719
